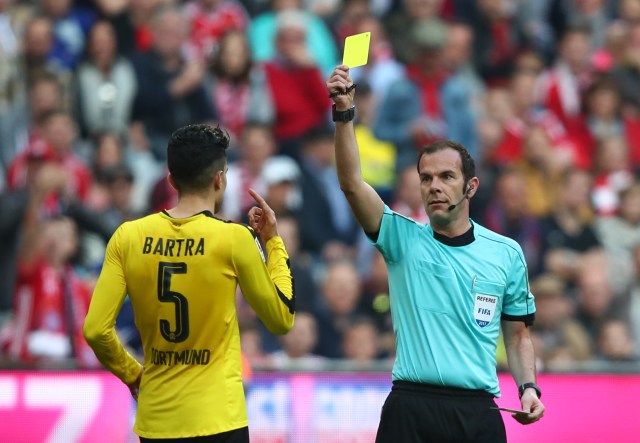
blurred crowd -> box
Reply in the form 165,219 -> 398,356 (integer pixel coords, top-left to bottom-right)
1,0 -> 640,372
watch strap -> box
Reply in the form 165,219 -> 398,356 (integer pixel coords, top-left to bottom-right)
518,382 -> 541,399
332,104 -> 355,123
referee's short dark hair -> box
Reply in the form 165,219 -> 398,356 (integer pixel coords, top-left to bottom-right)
167,124 -> 229,193
417,140 -> 476,184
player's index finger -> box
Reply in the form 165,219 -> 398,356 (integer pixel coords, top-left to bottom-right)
343,32 -> 370,68
248,188 -> 268,207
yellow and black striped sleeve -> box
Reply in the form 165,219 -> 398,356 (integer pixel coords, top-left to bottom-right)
233,227 -> 294,334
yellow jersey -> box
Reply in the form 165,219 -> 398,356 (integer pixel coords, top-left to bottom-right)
83,210 -> 295,438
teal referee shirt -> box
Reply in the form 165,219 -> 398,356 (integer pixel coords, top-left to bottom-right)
370,206 -> 535,396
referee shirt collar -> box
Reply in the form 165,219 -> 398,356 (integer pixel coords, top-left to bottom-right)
432,222 -> 475,247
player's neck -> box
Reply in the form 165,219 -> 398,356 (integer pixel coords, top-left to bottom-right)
167,194 -> 217,218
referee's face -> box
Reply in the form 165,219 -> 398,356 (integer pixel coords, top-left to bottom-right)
418,148 -> 466,223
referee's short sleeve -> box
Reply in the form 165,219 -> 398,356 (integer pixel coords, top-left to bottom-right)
502,246 -> 536,324
368,205 -> 416,264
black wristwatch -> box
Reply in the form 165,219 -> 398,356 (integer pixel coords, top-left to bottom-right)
518,382 -> 542,399
332,104 -> 355,123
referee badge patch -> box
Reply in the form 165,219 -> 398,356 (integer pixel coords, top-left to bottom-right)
473,294 -> 498,328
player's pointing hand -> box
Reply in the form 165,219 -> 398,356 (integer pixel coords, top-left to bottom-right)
247,188 -> 278,242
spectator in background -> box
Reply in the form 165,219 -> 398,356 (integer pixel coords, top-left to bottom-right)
348,14 -> 405,105
536,25 -> 594,138
580,76 -> 627,155
183,0 -> 249,63
26,73 -> 64,141
573,252 -> 626,343
94,0 -> 159,55
626,243 -> 640,357
539,169 -> 600,284
595,182 -> 640,291
512,0 -> 556,61
312,259 -> 365,358
384,0 -> 443,65
611,22 -> 640,167
491,70 -> 577,167
0,0 -> 28,170
441,20 -> 484,159
483,168 -> 544,276
275,214 -> 317,312
342,316 -> 381,364
260,155 -> 302,217
391,165 -> 429,224
612,22 -> 640,116
0,159 -> 56,315
596,318 -> 636,362
352,81 -> 396,202
130,6 -> 216,161
92,130 -> 161,215
591,136 -> 634,216
0,161 -> 97,367
468,0 -> 521,86
529,274 -> 592,369
375,19 -> 450,171
269,311 -> 326,369
39,0 -> 97,70
249,0 -> 338,76
222,122 -> 277,222
21,16 -> 73,110
513,125 -> 570,217
476,86 -> 513,166
239,322 -> 267,367
208,30 -> 259,141
99,164 -> 141,228
256,10 -> 331,156
6,110 -> 93,207
82,163 -> 143,273
298,125 -> 360,262
359,249 -> 394,356
553,0 -> 611,51
76,20 -> 137,138
85,133 -> 126,213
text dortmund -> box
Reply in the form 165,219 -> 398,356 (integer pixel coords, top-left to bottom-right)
142,237 -> 205,256
151,347 -> 211,366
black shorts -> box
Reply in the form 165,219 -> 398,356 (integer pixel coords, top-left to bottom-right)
376,381 -> 507,443
140,427 -> 249,443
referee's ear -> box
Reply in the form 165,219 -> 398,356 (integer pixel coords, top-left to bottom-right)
467,177 -> 479,199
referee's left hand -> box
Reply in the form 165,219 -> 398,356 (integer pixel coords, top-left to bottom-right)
514,391 -> 545,425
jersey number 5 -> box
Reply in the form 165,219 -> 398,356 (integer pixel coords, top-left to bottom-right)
157,262 -> 189,343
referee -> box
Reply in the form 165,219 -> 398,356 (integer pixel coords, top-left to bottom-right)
326,65 -> 545,442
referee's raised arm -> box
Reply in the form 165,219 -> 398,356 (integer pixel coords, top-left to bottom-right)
326,65 -> 385,236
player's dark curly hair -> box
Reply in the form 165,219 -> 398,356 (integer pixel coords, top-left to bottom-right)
417,140 -> 476,185
167,124 -> 230,193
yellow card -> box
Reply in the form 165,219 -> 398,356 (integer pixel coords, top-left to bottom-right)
343,32 -> 370,68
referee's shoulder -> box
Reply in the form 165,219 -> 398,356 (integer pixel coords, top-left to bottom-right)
474,222 -> 523,255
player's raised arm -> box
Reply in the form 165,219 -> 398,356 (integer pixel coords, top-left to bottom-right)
327,65 -> 385,235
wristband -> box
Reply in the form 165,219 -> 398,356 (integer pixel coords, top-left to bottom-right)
518,382 -> 542,399
332,104 -> 355,123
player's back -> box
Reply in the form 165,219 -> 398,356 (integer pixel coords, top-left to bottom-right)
120,210 -> 253,437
